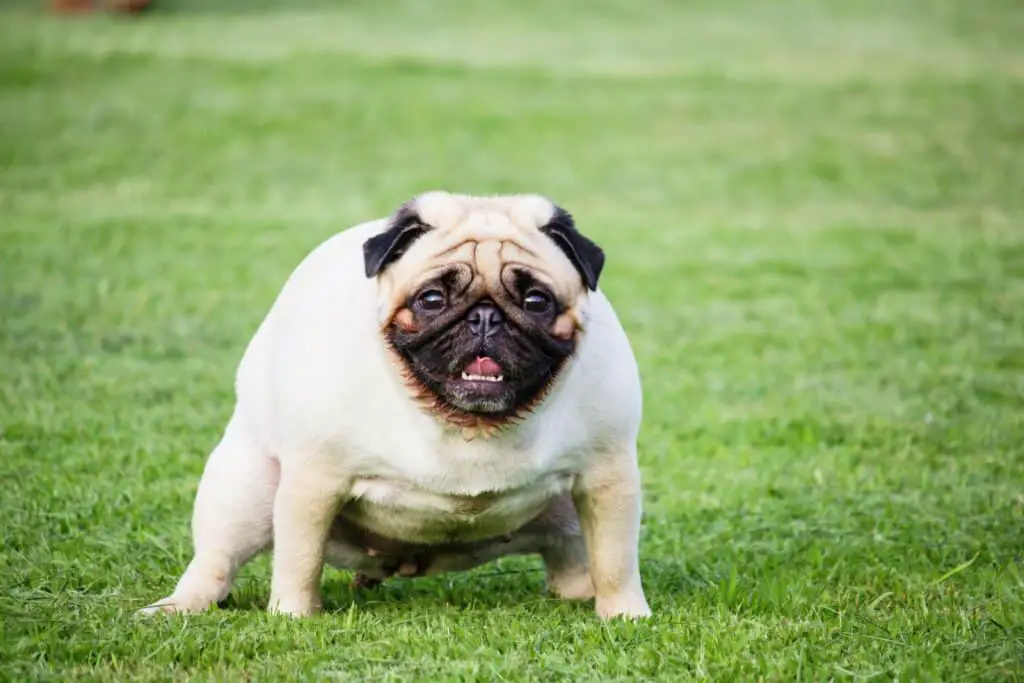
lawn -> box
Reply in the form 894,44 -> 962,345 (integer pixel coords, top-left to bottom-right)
1,0 -> 1022,680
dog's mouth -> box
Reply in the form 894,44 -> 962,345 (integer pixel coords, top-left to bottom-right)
444,355 -> 511,410
389,344 -> 574,424
458,356 -> 504,383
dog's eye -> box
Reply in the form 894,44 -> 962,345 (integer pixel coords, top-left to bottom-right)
523,289 -> 552,314
417,289 -> 446,312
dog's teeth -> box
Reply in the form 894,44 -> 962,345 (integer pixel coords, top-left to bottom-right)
459,372 -> 504,383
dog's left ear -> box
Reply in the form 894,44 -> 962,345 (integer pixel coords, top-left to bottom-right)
363,205 -> 429,278
540,207 -> 605,291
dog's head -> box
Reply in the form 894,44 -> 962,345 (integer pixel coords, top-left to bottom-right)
364,192 -> 605,427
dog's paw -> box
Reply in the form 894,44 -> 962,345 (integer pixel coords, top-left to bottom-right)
548,570 -> 595,601
267,592 -> 321,618
136,602 -> 177,618
595,592 -> 651,620
135,596 -> 209,617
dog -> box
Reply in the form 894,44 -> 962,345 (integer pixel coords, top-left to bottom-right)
140,191 -> 650,620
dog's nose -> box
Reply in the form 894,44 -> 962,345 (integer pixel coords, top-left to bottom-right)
467,302 -> 504,338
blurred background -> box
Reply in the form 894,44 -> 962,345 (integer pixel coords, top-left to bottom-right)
1,0 -> 1021,679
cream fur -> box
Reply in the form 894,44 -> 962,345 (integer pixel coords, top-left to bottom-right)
139,192 -> 650,620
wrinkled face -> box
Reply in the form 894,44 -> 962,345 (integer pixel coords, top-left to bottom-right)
364,192 -> 605,423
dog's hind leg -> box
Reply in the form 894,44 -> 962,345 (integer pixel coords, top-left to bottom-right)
542,535 -> 594,600
139,413 -> 276,615
535,494 -> 595,601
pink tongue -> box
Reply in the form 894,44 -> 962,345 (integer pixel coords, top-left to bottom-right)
465,356 -> 502,377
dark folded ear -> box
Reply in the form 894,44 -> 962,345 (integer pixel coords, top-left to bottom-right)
363,204 -> 429,278
539,207 -> 605,291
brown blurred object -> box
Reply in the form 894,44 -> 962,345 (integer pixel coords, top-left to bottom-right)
106,0 -> 153,12
50,0 -> 153,13
50,0 -> 96,12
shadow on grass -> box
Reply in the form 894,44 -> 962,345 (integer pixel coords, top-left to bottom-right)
218,556 -> 706,615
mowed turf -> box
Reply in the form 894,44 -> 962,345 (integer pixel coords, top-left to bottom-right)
1,0 -> 1023,680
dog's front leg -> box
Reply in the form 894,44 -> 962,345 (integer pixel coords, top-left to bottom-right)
268,460 -> 350,617
573,450 -> 651,620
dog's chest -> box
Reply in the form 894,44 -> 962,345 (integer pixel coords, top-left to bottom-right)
343,430 -> 577,544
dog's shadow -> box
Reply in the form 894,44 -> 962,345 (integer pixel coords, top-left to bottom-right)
221,564 -> 561,614
218,557 -> 701,615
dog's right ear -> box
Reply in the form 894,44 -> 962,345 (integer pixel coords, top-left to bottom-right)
363,205 -> 429,278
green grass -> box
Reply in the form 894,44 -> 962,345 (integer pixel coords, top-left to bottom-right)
2,0 -> 1023,679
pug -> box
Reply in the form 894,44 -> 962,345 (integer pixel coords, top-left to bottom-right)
140,191 -> 650,620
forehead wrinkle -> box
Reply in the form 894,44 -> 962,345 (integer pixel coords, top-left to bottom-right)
498,237 -> 579,295
389,240 -> 475,304
447,209 -> 524,245
473,239 -> 504,291
424,237 -> 475,263
499,239 -> 539,262
404,209 -> 580,304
